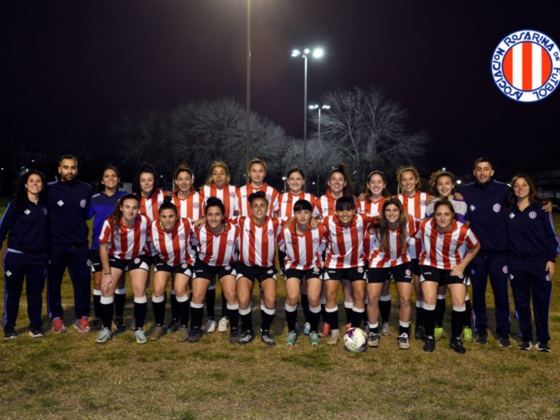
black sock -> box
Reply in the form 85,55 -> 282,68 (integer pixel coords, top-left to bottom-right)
379,298 -> 391,324
170,292 -> 178,322
328,308 -> 339,330
114,292 -> 126,318
465,299 -> 472,328
452,310 -> 464,338
344,306 -> 353,325
178,299 -> 190,327
134,302 -> 147,330
152,295 -> 167,326
435,298 -> 446,328
206,288 -> 216,321
424,308 -> 435,338
100,301 -> 113,331
351,308 -> 363,328
285,308 -> 298,332
93,292 -> 101,319
309,307 -> 321,333
261,307 -> 274,331
362,310 -> 368,325
301,294 -> 310,322
321,304 -> 328,324
221,294 -> 228,319
370,323 -> 379,334
191,304 -> 204,330
241,311 -> 253,332
228,306 -> 239,331
416,305 -> 424,327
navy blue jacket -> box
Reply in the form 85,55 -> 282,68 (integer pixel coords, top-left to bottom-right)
460,179 -> 510,254
46,179 -> 93,246
505,201 -> 560,262
0,198 -> 49,253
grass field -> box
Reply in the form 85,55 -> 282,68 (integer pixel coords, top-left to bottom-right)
0,211 -> 559,419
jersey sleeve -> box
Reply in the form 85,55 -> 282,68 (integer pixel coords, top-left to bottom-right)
465,227 -> 479,249
0,201 -> 17,250
98,219 -> 113,244
543,211 -> 560,261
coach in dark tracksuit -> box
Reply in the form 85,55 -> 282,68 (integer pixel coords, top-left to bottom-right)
47,155 -> 93,333
505,175 -> 559,353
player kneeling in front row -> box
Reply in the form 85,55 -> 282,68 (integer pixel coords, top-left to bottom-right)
417,200 -> 480,354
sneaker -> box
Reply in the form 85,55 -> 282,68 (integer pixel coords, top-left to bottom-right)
381,322 -> 391,336
177,326 -> 190,342
398,333 -> 410,350
476,330 -> 488,344
74,316 -> 91,333
129,317 -> 136,331
450,337 -> 466,354
309,332 -> 320,346
518,340 -> 532,351
327,330 -> 340,346
368,332 -> 380,348
414,325 -> 425,340
188,329 -> 203,343
303,322 -> 311,335
166,319 -> 179,334
462,327 -> 473,343
498,334 -> 511,348
206,319 -> 218,334
423,336 -> 436,352
218,317 -> 229,333
96,328 -> 113,344
4,327 -> 17,339
286,331 -> 297,346
52,317 -> 67,333
345,323 -> 352,332
261,330 -> 276,346
149,325 -> 166,341
29,327 -> 44,338
238,330 -> 255,345
319,323 -> 331,338
229,329 -> 240,344
364,323 -> 370,333
89,318 -> 103,332
114,317 -> 127,332
434,327 -> 444,341
134,329 -> 147,344
536,342 -> 551,353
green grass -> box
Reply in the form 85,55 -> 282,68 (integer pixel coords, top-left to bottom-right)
0,215 -> 559,419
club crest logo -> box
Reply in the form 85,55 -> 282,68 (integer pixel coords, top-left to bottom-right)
470,205 -> 476,212
230,192 -> 236,198
405,269 -> 411,276
546,274 -> 552,281
451,239 -> 458,246
455,204 -> 462,211
179,234 -> 185,240
313,238 -> 319,244
267,269 -> 273,274
357,226 -> 363,234
87,259 -> 91,267
57,200 -> 64,207
493,204 -> 501,213
503,266 -> 509,274
227,240 -> 234,247
193,202 -> 199,209
80,200 -> 87,208
471,269 -> 476,275
226,265 -> 231,270
141,229 -> 146,235
491,29 -> 560,102
421,200 -> 426,206
267,229 -> 274,236
182,263 -> 187,269
134,258 -> 140,264
358,267 -> 364,273
24,209 -> 30,215
313,267 -> 320,272
529,211 -> 537,219
266,194 -> 272,200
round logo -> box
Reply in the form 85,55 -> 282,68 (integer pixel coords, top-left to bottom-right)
87,259 -> 91,267
493,204 -> 501,213
405,269 -> 411,276
451,239 -> 458,246
266,194 -> 272,200
225,265 -> 231,270
529,211 -> 537,219
313,238 -> 319,244
141,229 -> 146,235
458,273 -> 464,279
80,199 -> 87,208
227,239 -> 234,247
313,267 -> 320,272
546,274 -> 552,281
420,200 -> 426,206
357,267 -> 364,273
267,229 -> 274,236
491,29 -> 560,102
230,192 -> 236,198
134,258 -> 140,264
42,207 -> 48,215
357,226 -> 363,234
503,266 -> 509,274
179,234 -> 185,240
267,269 -> 273,274
182,263 -> 187,269
455,204 -> 462,211
193,202 -> 199,209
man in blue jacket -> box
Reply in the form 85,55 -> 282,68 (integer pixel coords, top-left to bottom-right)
47,155 -> 93,333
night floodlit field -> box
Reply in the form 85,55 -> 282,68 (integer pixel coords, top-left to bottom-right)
0,214 -> 559,419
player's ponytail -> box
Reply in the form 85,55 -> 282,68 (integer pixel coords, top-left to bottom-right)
159,195 -> 178,216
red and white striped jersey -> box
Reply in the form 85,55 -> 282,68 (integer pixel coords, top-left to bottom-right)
139,189 -> 168,221
367,215 -> 420,268
171,189 -> 204,222
277,191 -> 320,220
278,224 -> 326,270
99,215 -> 150,260
233,216 -> 283,268
236,183 -> 279,217
200,184 -> 239,219
416,219 -> 479,270
356,197 -> 386,217
397,192 -> 429,259
323,214 -> 371,269
194,222 -> 239,267
148,218 -> 195,266
314,190 -> 338,221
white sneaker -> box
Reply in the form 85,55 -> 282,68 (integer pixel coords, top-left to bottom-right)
218,317 -> 229,333
206,319 -> 218,334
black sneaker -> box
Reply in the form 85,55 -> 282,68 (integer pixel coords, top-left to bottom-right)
450,337 -> 466,354
518,340 -> 532,351
423,336 -> 435,352
229,329 -> 240,344
536,342 -> 551,353
90,318 -> 103,332
260,330 -> 276,346
166,319 -> 180,334
188,329 -> 203,343
29,327 -> 45,338
114,317 -> 127,332
476,330 -> 488,344
414,325 -> 426,340
498,334 -> 511,348
238,330 -> 255,345
4,327 -> 17,339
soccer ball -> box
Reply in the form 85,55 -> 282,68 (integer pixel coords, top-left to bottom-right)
343,328 -> 368,352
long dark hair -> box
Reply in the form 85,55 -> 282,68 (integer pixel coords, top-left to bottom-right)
13,171 -> 47,213
507,174 -> 546,210
364,170 -> 391,201
378,197 -> 409,255
108,194 -> 139,237
97,165 -> 121,193
328,163 -> 354,197
433,198 -> 458,221
132,163 -> 157,198
429,170 -> 456,197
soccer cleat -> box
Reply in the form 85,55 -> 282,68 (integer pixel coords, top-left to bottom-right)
319,323 -> 331,338
149,325 -> 166,341
261,330 -> 276,346
450,337 -> 466,354
229,329 -> 240,344
177,326 -> 190,342
29,327 -> 45,338
129,317 -> 136,331
462,327 -> 473,343
381,322 -> 391,336
188,329 -> 203,343
303,322 -> 311,336
536,342 -> 551,353
4,327 -> 17,339
327,330 -> 340,346
238,330 -> 255,345
368,332 -> 380,348
96,328 -> 113,344
166,319 -> 179,334
476,330 -> 488,344
218,317 -> 229,333
114,317 -> 127,332
52,317 -> 67,334
398,333 -> 410,350
364,323 -> 370,333
423,336 -> 436,352
134,329 -> 147,344
286,331 -> 297,346
345,323 -> 352,332
74,316 -> 91,333
206,319 -> 218,334
414,325 -> 426,340
309,332 -> 320,346
518,340 -> 532,351
434,327 -> 444,341
498,334 -> 511,348
89,318 -> 103,332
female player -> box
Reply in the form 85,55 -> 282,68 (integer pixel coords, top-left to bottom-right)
148,196 -> 195,342
417,200 -> 480,354
1,171 -> 48,339
366,198 -> 418,350
505,175 -> 559,353
278,199 -> 325,346
87,166 -> 128,332
236,157 -> 279,217
190,197 -> 241,343
97,194 -> 151,344
133,163 -> 168,221
322,196 -> 370,345
425,170 -> 473,342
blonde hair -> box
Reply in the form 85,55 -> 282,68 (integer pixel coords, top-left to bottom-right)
205,160 -> 231,186
397,166 -> 422,191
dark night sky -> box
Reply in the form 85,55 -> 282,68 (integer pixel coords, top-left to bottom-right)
2,0 -> 560,178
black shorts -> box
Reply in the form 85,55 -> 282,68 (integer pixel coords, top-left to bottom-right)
153,256 -> 193,277
322,266 -> 367,282
109,254 -> 151,272
368,262 -> 413,284
419,266 -> 469,286
411,259 -> 421,276
235,263 -> 278,284
193,259 -> 236,281
89,249 -> 102,273
284,267 -> 322,281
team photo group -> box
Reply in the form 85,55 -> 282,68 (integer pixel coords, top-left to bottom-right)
1,154 -> 558,355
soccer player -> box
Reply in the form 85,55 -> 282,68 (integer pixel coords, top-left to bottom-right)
87,166 -> 128,332
236,157 -> 279,218
417,200 -> 480,354
96,194 -> 151,344
505,175 -> 559,353
47,155 -> 93,334
365,197 -> 418,350
148,196 -> 194,342
133,163 -> 168,222
278,199 -> 325,346
1,171 -> 49,339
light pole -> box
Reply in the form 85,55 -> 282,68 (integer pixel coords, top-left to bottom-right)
245,0 -> 251,171
309,104 -> 330,196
